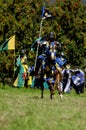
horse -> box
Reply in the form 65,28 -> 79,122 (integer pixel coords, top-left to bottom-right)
40,57 -> 63,99
30,40 -> 66,99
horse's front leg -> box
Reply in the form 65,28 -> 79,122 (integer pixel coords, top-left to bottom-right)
54,81 -> 63,99
54,72 -> 63,98
50,86 -> 53,99
48,81 -> 54,99
40,77 -> 44,98
49,85 -> 53,99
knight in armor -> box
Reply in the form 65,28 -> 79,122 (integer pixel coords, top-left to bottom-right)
37,31 -> 66,76
37,32 -> 62,59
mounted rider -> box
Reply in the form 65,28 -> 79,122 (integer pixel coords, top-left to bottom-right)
36,32 -> 66,97
37,32 -> 66,78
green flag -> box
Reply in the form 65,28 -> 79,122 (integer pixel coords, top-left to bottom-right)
0,35 -> 15,52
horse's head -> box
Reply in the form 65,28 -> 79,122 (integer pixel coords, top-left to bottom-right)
47,41 -> 58,61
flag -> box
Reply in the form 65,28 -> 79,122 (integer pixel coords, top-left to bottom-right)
16,55 -> 21,67
56,56 -> 67,68
31,35 -> 48,50
16,54 -> 27,66
13,63 -> 28,88
31,37 -> 42,51
42,6 -> 52,20
0,35 -> 15,52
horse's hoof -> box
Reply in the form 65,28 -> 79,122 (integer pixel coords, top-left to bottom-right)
50,96 -> 52,99
59,94 -> 63,99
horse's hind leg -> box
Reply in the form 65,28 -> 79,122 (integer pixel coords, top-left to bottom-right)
50,91 -> 53,99
41,89 -> 44,98
49,84 -> 54,99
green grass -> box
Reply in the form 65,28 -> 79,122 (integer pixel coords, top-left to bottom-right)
0,83 -> 86,130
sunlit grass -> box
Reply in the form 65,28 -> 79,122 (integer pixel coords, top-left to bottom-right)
0,83 -> 86,130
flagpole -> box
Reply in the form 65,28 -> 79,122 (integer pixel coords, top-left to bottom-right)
34,16 -> 43,71
14,48 -> 15,76
34,2 -> 46,71
13,35 -> 16,77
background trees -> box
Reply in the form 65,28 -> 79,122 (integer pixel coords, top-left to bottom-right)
0,0 -> 86,78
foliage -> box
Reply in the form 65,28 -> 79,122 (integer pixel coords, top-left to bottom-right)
0,0 -> 86,78
0,51 -> 14,77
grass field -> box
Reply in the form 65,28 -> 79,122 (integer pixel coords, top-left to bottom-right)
0,83 -> 86,130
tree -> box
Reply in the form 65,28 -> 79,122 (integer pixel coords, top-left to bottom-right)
0,0 -> 86,81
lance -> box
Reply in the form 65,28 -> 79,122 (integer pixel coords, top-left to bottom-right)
34,5 -> 45,71
34,2 -> 52,71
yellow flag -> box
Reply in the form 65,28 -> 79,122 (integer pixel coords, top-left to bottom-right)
8,35 -> 15,50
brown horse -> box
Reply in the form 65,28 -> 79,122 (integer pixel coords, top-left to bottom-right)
39,57 -> 63,99
30,40 -> 65,99
40,40 -> 63,99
